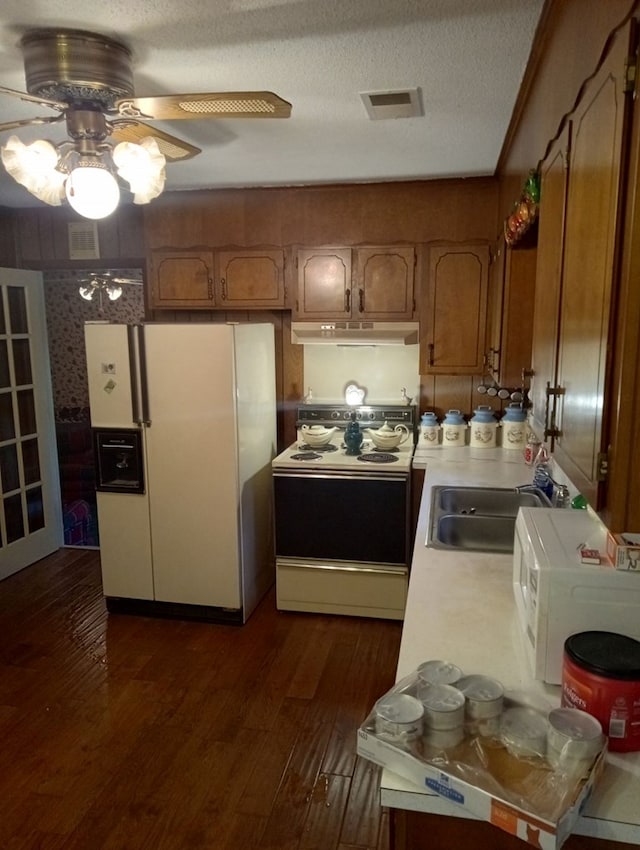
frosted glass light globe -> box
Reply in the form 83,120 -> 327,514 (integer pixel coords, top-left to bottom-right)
65,162 -> 120,219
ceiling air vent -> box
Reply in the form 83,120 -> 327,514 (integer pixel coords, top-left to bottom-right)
360,88 -> 422,120
68,221 -> 100,260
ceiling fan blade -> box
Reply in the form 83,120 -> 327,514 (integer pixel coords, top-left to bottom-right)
109,120 -> 201,162
0,114 -> 65,133
81,271 -> 142,285
0,84 -> 67,111
115,91 -> 292,121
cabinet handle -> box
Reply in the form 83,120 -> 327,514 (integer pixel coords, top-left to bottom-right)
544,381 -> 552,437
544,383 -> 565,439
428,343 -> 434,366
220,277 -> 227,300
345,288 -> 351,312
208,277 -> 214,300
359,288 -> 364,313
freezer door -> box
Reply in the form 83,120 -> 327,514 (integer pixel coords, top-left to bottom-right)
142,323 -> 243,609
84,323 -> 138,427
96,490 -> 154,600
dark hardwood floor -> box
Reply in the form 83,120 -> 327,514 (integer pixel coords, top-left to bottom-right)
0,548 -> 402,850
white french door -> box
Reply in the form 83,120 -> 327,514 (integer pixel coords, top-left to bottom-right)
0,268 -> 62,580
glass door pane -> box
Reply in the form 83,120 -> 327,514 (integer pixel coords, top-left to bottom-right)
0,269 -> 62,579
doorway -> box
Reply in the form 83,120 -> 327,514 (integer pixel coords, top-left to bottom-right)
0,268 -> 62,579
42,268 -> 144,547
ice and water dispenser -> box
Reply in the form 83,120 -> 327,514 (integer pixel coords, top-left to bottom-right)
93,428 -> 145,494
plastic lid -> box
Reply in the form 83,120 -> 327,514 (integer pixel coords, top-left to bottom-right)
421,412 -> 439,424
564,631 -> 640,680
502,404 -> 527,422
471,405 -> 497,423
443,409 -> 465,424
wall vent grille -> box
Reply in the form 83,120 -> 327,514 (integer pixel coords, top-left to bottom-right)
68,222 -> 100,260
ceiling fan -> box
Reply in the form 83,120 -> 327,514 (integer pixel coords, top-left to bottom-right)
77,270 -> 142,303
0,28 -> 292,218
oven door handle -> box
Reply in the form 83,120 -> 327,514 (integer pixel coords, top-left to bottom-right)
272,470 -> 408,483
279,561 -> 405,576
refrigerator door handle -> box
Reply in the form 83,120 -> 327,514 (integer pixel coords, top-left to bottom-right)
127,324 -> 142,425
138,324 -> 152,426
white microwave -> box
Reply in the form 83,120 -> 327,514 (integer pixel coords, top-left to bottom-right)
512,507 -> 640,684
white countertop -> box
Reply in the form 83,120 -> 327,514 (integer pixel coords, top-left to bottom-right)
380,447 -> 640,845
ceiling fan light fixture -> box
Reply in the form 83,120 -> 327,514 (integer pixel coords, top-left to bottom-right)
78,284 -> 96,301
105,283 -> 123,301
113,137 -> 166,204
0,135 -> 65,204
65,158 -> 120,219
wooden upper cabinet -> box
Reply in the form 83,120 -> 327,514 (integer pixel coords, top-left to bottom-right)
488,244 -> 537,388
215,249 -> 285,308
294,245 -> 415,320
530,126 -> 569,441
294,247 -> 353,318
150,247 -> 285,310
422,244 -> 489,374
354,246 -> 415,319
150,249 -> 214,308
552,23 -> 633,506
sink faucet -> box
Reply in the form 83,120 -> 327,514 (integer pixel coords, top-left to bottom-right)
518,472 -> 570,507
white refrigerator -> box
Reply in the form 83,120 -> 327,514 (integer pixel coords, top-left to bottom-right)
84,321 -> 277,624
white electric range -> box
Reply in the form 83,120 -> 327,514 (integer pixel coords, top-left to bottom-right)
272,404 -> 416,620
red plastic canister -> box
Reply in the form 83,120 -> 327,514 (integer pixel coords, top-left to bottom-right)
562,631 -> 640,753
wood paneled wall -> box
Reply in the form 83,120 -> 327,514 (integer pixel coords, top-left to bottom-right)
143,179 -> 499,249
144,178 -> 501,437
497,0 -> 637,216
0,208 -> 17,267
4,179 -> 502,448
13,204 -> 145,269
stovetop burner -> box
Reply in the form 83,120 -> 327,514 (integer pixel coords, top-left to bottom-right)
357,452 -> 399,464
290,451 -> 323,461
297,443 -> 339,453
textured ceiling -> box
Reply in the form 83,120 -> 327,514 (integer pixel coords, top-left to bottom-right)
0,0 -> 545,208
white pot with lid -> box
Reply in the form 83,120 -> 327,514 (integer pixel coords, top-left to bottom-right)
501,403 -> 527,450
441,410 -> 467,446
420,412 -> 440,444
469,405 -> 498,448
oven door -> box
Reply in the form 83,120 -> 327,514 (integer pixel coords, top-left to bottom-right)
273,468 -> 410,566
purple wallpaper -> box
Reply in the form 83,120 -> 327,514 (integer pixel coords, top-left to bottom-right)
43,269 -> 144,422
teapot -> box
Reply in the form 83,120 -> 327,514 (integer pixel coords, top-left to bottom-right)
300,424 -> 339,447
365,420 -> 411,450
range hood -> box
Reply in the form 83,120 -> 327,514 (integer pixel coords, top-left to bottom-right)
291,321 -> 420,346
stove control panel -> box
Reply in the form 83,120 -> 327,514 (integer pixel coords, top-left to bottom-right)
296,404 -> 416,431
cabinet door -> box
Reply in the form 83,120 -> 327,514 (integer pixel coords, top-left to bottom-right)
150,250 -> 215,308
295,247 -> 352,319
354,246 -> 415,319
553,25 -> 632,504
422,244 -> 489,374
216,249 -> 285,308
530,127 -> 569,440
498,247 -> 537,388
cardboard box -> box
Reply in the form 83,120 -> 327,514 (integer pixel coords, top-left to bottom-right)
606,532 -> 640,571
357,675 -> 607,850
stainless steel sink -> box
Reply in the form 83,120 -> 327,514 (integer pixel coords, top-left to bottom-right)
437,486 -> 549,517
427,485 -> 551,553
